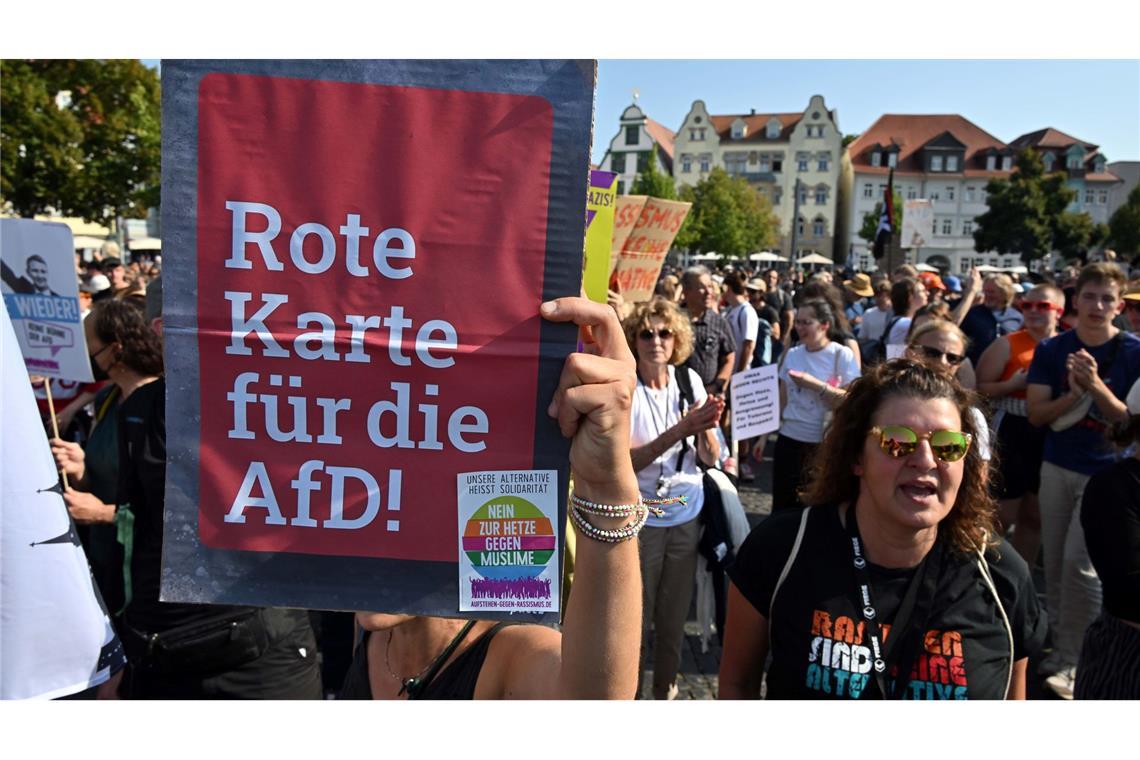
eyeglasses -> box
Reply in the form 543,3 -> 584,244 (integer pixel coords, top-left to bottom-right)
914,344 -> 966,365
1021,301 -> 1062,313
638,328 -> 674,341
869,425 -> 972,463
89,344 -> 112,360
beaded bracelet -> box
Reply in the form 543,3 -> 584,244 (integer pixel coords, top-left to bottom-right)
569,492 -> 686,519
569,502 -> 649,543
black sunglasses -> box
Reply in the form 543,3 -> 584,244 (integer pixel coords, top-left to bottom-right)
917,345 -> 966,366
638,328 -> 674,341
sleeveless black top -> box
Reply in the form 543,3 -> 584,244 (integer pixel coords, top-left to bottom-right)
339,622 -> 512,700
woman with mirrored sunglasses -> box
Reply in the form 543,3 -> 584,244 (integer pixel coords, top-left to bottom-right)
720,361 -> 1045,700
976,284 -> 1066,567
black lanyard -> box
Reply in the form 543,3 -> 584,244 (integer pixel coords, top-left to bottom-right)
845,506 -> 944,699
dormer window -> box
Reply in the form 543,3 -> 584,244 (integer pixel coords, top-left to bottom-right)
871,151 -> 882,167
1094,158 -> 1106,173
946,155 -> 959,171
731,120 -> 747,140
1002,156 -> 1012,171
1043,152 -> 1055,172
766,118 -> 781,139
1067,155 -> 1081,169
931,155 -> 944,172
986,155 -> 996,171
887,152 -> 897,168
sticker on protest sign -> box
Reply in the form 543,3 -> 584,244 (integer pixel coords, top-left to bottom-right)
458,471 -> 559,613
160,60 -> 592,620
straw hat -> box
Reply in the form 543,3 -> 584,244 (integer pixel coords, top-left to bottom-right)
843,272 -> 874,297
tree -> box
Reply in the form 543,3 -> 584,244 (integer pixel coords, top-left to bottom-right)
858,189 -> 904,245
629,148 -> 677,200
971,148 -> 1088,264
672,168 -> 779,258
1108,184 -> 1140,256
842,134 -> 860,148
1,60 -> 161,225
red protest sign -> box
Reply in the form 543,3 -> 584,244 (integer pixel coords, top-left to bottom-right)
195,73 -> 554,562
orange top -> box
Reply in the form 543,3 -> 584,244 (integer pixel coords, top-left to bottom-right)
999,329 -> 1038,399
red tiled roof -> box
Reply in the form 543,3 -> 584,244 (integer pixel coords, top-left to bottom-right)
1085,171 -> 1123,183
1009,127 -> 1097,153
645,117 -> 676,160
708,112 -> 803,142
847,114 -> 1010,175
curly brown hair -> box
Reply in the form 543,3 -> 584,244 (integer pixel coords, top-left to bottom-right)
800,359 -> 998,554
623,297 -> 694,366
88,298 -> 164,376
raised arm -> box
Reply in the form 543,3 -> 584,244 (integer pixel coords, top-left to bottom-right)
497,296 -> 642,699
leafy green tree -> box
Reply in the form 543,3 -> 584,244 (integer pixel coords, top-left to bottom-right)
972,148 -> 1085,264
842,134 -> 860,148
672,167 -> 778,258
1108,184 -> 1140,256
858,190 -> 904,245
629,148 -> 677,200
1,59 -> 161,225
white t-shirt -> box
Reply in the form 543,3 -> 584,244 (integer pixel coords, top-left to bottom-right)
778,342 -> 861,443
887,316 -> 912,347
858,306 -> 891,341
724,302 -> 759,362
630,366 -> 707,527
969,406 -> 992,462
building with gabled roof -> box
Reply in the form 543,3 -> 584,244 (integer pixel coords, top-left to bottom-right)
672,95 -> 843,260
597,102 -> 676,197
840,114 -> 1020,273
1008,127 -> 1121,226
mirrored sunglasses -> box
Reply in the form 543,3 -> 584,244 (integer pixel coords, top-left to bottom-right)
1022,301 -> 1062,313
638,328 -> 674,341
869,425 -> 972,463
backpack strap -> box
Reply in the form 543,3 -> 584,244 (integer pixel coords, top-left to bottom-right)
974,542 -> 1014,699
672,366 -> 696,472
769,507 -> 811,621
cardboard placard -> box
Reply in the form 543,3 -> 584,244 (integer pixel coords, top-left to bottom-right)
730,365 -> 780,442
610,197 -> 691,302
160,60 -> 595,621
1,219 -> 94,383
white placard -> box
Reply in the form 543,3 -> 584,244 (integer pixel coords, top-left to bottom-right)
1,219 -> 94,382
901,199 -> 934,250
0,308 -> 123,699
457,471 -> 560,614
730,364 -> 781,442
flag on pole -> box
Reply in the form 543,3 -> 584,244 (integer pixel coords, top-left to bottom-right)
872,168 -> 894,259
0,307 -> 125,699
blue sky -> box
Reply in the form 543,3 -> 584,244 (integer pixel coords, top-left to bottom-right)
593,60 -> 1140,166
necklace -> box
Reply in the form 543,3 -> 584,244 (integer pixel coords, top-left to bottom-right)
385,619 -> 476,698
639,372 -> 676,498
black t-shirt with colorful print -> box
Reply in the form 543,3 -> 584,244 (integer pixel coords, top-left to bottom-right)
727,504 -> 1046,700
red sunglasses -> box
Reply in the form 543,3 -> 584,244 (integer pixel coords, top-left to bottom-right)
1021,301 -> 1063,314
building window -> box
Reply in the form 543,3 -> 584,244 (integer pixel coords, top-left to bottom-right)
773,188 -> 782,205
962,220 -> 973,236
625,125 -> 639,146
960,259 -> 971,275
946,155 -> 959,172
931,155 -> 944,172
989,257 -> 999,267
946,186 -> 955,201
700,158 -> 710,172
682,157 -> 692,173
815,187 -> 828,205
986,155 -> 996,171
942,218 -> 954,235
1001,156 -> 1012,171
871,151 -> 881,167
906,186 -> 917,200
1095,160 -> 1106,173
1043,153 -> 1055,172
965,186 -> 976,203
725,154 -> 747,174
818,156 -> 830,172
772,158 -> 783,173
797,217 -> 806,236
930,190 -> 940,202
1085,189 -> 1095,204
1098,190 -> 1108,204
798,187 -> 808,205
887,152 -> 897,168
611,153 -> 626,173
767,121 -> 780,139
797,153 -> 810,172
759,154 -> 771,172
863,183 -> 874,198
813,218 -> 826,237
1067,155 -> 1082,170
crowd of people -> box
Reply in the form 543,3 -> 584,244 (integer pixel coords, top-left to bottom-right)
24,237 -> 1140,701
